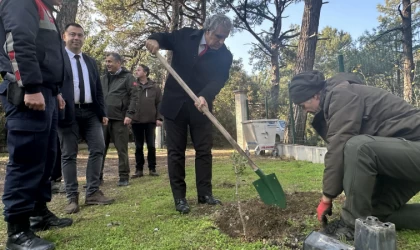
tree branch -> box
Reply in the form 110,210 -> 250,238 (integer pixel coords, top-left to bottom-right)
277,28 -> 299,42
373,26 -> 403,42
257,30 -> 274,36
138,1 -> 166,26
146,21 -> 165,28
181,12 -> 203,26
225,0 -> 272,53
398,4 -> 405,20
404,0 -> 420,12
180,0 -> 200,17
245,9 -> 275,22
251,42 -> 271,57
265,0 -> 275,19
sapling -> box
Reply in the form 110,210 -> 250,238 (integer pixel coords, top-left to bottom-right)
231,152 -> 248,237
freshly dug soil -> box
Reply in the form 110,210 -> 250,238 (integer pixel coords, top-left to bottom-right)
214,192 -> 324,249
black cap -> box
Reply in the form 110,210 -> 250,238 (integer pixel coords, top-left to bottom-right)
289,70 -> 325,104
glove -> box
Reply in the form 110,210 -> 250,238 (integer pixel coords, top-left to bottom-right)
317,199 -> 332,227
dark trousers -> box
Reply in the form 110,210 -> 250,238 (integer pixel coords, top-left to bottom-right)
132,123 -> 156,171
342,135 -> 420,230
101,119 -> 130,179
165,102 -> 213,199
58,107 -> 105,198
1,86 -> 57,223
50,136 -> 62,181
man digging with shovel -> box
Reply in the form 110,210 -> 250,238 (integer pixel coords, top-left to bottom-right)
145,14 -> 233,214
289,70 -> 420,240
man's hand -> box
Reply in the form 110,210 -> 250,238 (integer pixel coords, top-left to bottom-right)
156,120 -> 163,127
317,196 -> 333,227
24,92 -> 45,111
102,117 -> 109,126
57,94 -> 65,110
146,39 -> 160,54
124,117 -> 132,126
194,96 -> 208,112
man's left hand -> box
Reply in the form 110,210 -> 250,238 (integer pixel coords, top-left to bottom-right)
124,117 -> 132,125
156,120 -> 163,127
195,96 -> 208,112
57,94 -> 65,110
317,196 -> 333,227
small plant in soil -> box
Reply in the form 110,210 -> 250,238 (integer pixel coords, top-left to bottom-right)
231,151 -> 249,238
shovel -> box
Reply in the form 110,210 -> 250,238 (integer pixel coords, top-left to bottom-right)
155,52 -> 287,208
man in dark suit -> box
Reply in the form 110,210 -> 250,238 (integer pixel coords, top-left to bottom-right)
146,14 -> 233,214
58,23 -> 114,214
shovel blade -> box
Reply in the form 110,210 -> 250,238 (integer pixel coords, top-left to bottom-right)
253,173 -> 287,208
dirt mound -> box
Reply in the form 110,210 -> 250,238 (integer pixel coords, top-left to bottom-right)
214,192 -> 323,248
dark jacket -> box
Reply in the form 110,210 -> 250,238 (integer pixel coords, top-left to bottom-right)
312,73 -> 420,199
101,67 -> 137,120
132,78 -> 163,124
0,0 -> 64,94
148,28 -> 233,120
59,51 -> 106,127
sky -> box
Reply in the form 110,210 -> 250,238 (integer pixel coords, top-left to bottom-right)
225,0 -> 384,73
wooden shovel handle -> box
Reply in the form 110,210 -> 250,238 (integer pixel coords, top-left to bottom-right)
156,52 -> 260,172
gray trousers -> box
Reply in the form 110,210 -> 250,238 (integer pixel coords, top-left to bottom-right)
101,119 -> 130,179
342,135 -> 420,230
57,107 -> 105,199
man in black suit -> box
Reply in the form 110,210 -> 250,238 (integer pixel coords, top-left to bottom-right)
146,14 -> 233,214
58,23 -> 114,214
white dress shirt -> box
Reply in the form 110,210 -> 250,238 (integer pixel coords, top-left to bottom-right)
65,47 -> 93,104
198,34 -> 207,55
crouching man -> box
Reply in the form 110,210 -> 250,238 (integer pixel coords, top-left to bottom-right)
289,71 -> 420,240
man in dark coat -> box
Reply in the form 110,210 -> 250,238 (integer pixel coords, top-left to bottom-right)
131,64 -> 163,178
100,52 -> 138,187
146,14 -> 233,214
0,0 -> 73,249
289,71 -> 420,240
58,23 -> 114,215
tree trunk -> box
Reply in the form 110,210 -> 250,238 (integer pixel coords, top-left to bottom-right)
166,0 -> 181,64
269,48 -> 280,118
200,0 -> 206,26
163,0 -> 182,89
56,0 -> 79,33
285,0 -> 322,144
401,0 -> 414,103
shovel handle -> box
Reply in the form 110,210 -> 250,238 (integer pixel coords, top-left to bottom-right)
156,52 -> 260,172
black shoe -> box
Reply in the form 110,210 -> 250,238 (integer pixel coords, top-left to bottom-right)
131,170 -> 144,179
117,179 -> 129,186
320,218 -> 354,241
6,230 -> 55,250
198,195 -> 222,205
30,209 -> 73,232
175,198 -> 190,214
149,170 -> 159,176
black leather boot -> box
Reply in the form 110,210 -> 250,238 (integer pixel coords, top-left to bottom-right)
29,202 -> 73,232
175,198 -> 190,214
198,195 -> 222,205
6,221 -> 55,250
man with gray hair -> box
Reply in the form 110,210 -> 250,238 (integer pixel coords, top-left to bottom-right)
146,14 -> 233,214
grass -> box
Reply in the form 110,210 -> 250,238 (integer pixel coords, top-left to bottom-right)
0,149 -> 419,249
